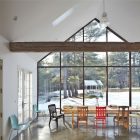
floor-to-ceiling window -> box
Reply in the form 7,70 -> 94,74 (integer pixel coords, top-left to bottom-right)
38,19 -> 140,111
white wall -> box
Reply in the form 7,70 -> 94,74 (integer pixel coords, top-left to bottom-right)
0,35 -> 37,140
0,2 -> 3,36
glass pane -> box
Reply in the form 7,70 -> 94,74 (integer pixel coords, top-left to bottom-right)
18,70 -> 23,123
108,52 -> 129,66
84,20 -> 106,42
108,67 -> 129,106
132,67 -> 140,107
84,67 -> 106,106
61,52 -> 83,66
67,36 -> 75,42
108,30 -> 124,42
38,52 -> 60,66
38,68 -> 60,113
23,72 -> 30,122
95,31 -> 106,42
75,29 -> 83,42
131,52 -> 140,66
18,70 -> 32,123
84,52 -> 106,66
29,73 -> 33,118
61,67 -> 83,107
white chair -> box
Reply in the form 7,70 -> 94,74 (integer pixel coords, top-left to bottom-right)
9,114 -> 31,140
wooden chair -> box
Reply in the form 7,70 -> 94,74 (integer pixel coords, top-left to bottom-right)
77,106 -> 88,128
48,104 -> 65,128
114,106 -> 129,129
94,106 -> 107,128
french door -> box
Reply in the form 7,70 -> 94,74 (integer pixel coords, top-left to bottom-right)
18,68 -> 32,123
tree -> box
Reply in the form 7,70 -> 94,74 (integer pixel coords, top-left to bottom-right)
84,21 -> 106,42
67,76 -> 79,97
131,52 -> 140,87
61,52 -> 83,98
108,52 -> 128,89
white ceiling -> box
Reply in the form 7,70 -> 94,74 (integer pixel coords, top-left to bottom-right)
0,0 -> 140,60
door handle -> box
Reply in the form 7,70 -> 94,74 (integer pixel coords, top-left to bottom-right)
22,102 -> 27,107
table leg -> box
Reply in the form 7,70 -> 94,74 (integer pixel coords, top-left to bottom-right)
136,117 -> 138,129
72,112 -> 74,128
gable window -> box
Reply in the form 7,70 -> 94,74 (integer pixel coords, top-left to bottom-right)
38,19 -> 140,111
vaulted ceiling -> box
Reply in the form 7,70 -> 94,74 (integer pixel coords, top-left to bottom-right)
0,0 -> 140,61
0,0 -> 140,42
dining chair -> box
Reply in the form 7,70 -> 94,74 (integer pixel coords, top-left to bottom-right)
33,104 -> 45,120
77,106 -> 88,128
48,104 -> 65,128
9,114 -> 31,140
114,106 -> 129,129
94,106 -> 107,128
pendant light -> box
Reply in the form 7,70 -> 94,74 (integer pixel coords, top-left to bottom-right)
100,0 -> 109,29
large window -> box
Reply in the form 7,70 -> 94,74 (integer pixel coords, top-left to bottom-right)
131,52 -> 140,107
38,19 -> 140,111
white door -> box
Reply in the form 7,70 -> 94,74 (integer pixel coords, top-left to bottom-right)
18,69 -> 32,123
0,60 -> 3,139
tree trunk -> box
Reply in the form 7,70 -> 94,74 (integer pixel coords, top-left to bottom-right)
68,84 -> 72,97
63,68 -> 68,99
70,85 -> 75,97
74,85 -> 78,97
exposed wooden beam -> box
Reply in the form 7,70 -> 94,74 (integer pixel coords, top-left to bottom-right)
9,42 -> 140,52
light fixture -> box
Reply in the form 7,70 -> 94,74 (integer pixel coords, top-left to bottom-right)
100,0 -> 109,29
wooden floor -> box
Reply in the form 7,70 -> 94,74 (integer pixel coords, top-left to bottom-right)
13,116 -> 140,140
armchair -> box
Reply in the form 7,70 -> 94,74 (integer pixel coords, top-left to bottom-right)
48,104 -> 65,128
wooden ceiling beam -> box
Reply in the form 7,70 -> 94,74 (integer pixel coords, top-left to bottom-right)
9,42 -> 140,52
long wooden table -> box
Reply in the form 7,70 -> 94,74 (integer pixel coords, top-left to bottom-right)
63,105 -> 140,128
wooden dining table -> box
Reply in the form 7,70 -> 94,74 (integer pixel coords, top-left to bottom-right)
63,105 -> 140,128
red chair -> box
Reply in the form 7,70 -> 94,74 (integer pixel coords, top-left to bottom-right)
94,106 -> 107,128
